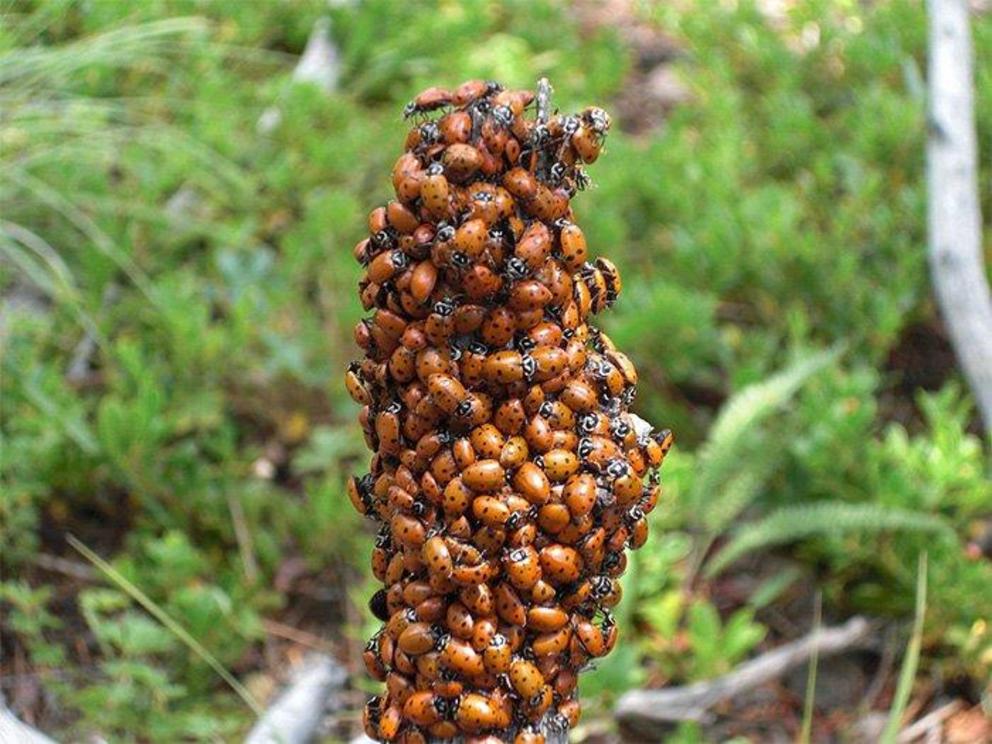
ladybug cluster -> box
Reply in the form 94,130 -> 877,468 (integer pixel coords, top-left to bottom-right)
345,79 -> 672,743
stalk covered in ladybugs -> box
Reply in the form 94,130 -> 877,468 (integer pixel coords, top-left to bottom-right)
347,78 -> 672,743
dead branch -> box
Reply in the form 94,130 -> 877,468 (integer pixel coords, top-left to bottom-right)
244,653 -> 346,744
536,77 -> 553,124
897,699 -> 964,743
0,695 -> 58,744
927,0 -> 992,435
614,616 -> 873,734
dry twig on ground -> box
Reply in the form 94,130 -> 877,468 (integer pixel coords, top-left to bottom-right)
614,616 -> 873,735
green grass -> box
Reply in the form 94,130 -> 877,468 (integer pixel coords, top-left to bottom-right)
880,553 -> 929,744
2,1 -> 991,740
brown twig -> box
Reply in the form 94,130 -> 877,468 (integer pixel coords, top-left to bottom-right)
896,699 -> 964,743
260,618 -> 334,653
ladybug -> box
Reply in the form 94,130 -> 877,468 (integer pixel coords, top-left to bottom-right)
644,427 -> 675,468
540,448 -> 579,482
422,534 -> 453,576
494,581 -> 527,626
511,462 -> 551,505
363,634 -> 388,681
438,110 -> 473,144
443,143 -> 483,183
454,79 -> 503,106
526,605 -> 569,633
472,495 -> 511,527
404,86 -> 453,118
460,459 -> 506,492
456,693 -> 500,734
504,545 -> 541,590
508,280 -> 552,312
398,622 -> 438,656
514,726 -> 545,744
559,698 -> 581,729
509,658 -> 545,700
379,702 -> 403,741
460,582 -> 494,617
482,633 -> 513,674
469,423 -> 505,460
531,625 -> 572,657
421,165 -> 451,218
363,695 -> 384,739
347,474 -> 373,516
369,588 -> 390,622
368,248 -> 411,285
539,544 -> 583,584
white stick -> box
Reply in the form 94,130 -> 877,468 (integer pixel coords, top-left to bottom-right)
244,654 -> 346,744
0,696 -> 59,744
927,0 -> 992,435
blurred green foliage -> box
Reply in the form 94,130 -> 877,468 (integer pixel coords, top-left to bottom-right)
1,0 -> 990,740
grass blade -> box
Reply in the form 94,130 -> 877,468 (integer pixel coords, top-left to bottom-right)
66,534 -> 264,717
797,592 -> 822,744
880,552 -> 928,744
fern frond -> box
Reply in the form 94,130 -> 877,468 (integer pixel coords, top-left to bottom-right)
705,502 -> 954,577
701,445 -> 778,533
690,348 -> 840,512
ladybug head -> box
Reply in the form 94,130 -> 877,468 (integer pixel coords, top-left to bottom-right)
517,335 -> 537,353
368,589 -> 389,621
492,104 -> 514,128
419,121 -> 440,144
577,437 -> 594,459
433,298 -> 456,316
548,161 -> 568,185
548,712 -> 570,733
371,229 -> 393,250
504,256 -> 529,281
435,221 -> 455,242
590,575 -> 613,599
521,354 -> 536,381
579,413 -> 599,434
434,632 -> 452,653
434,695 -> 454,720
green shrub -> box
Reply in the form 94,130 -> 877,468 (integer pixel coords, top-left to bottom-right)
2,0 -> 989,739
